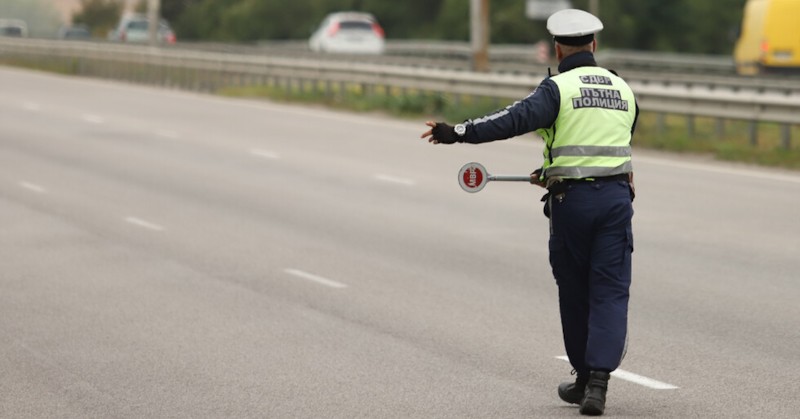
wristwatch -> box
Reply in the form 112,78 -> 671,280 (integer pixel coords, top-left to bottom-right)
454,123 -> 467,136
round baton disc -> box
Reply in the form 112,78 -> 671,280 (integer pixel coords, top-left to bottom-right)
458,162 -> 488,193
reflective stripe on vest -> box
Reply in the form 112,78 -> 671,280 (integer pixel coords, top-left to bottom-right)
537,66 -> 636,180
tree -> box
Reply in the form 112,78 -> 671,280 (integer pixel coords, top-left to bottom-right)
72,0 -> 123,38
160,0 -> 750,55
359,0 -> 443,39
160,0 -> 202,23
580,0 -> 747,54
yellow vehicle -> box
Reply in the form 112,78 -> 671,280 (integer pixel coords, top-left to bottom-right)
734,0 -> 800,75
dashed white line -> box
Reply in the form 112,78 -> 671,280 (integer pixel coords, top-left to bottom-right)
284,268 -> 347,289
611,368 -> 680,390
555,356 -> 678,389
374,174 -> 415,186
250,149 -> 280,159
83,114 -> 104,124
124,217 -> 164,232
19,181 -> 46,193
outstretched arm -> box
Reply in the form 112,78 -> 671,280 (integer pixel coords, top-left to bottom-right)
420,79 -> 560,145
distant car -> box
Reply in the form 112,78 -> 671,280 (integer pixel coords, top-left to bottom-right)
309,12 -> 385,54
0,18 -> 28,37
58,24 -> 91,40
108,14 -> 176,44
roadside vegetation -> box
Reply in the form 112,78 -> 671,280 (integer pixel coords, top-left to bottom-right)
4,0 -> 797,170
219,83 -> 800,170
59,0 -> 749,55
2,53 -> 796,170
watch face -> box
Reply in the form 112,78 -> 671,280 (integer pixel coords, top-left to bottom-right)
455,124 -> 466,136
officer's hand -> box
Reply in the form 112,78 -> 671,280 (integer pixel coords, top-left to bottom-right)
421,121 -> 459,144
530,168 -> 546,188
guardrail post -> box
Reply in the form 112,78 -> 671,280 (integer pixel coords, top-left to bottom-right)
715,118 -> 725,139
310,79 -> 318,95
160,63 -> 167,87
781,124 -> 791,150
199,68 -> 207,91
748,121 -> 758,146
192,67 -> 201,92
686,115 -> 695,138
103,59 -> 111,80
279,76 -> 286,94
656,113 -> 665,137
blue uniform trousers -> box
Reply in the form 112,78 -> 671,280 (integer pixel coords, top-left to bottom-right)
548,179 -> 633,375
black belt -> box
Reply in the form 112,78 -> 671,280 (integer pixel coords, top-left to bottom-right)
560,173 -> 630,185
545,173 -> 629,198
541,174 -> 633,217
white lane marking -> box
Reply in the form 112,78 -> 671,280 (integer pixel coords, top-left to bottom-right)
284,268 -> 347,289
124,217 -> 164,232
19,181 -> 46,193
156,130 -> 180,139
23,102 -> 40,111
637,155 -> 800,185
83,114 -> 104,124
611,368 -> 680,390
374,174 -> 415,186
250,149 -> 280,159
555,356 -> 678,390
26,73 -> 800,186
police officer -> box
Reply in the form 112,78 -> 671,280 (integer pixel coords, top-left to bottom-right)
420,9 -> 638,416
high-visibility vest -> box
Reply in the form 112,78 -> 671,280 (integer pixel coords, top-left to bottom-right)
537,66 -> 636,180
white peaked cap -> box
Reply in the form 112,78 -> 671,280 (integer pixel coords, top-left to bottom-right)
547,9 -> 603,37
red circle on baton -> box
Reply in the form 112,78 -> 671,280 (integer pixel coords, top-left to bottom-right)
458,162 -> 488,193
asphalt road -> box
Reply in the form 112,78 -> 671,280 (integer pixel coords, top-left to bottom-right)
1,66 -> 799,418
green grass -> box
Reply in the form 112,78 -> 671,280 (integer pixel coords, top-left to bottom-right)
633,113 -> 800,169
221,83 -> 800,170
3,57 -> 798,170
1,57 -> 82,76
217,83 -> 505,121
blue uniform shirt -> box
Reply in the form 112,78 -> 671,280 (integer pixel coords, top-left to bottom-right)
460,51 -> 639,144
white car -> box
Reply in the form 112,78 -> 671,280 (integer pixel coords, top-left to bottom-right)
108,14 -> 176,44
309,12 -> 385,54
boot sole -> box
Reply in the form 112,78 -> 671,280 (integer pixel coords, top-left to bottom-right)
579,400 -> 604,416
557,388 -> 583,405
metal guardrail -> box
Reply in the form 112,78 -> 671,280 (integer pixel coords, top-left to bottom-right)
171,40 -> 800,93
134,39 -> 800,95
1,38 -> 797,146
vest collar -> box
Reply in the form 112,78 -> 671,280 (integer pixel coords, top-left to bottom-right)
557,51 -> 597,74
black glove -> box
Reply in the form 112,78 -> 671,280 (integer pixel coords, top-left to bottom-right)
431,122 -> 460,144
530,168 -> 545,187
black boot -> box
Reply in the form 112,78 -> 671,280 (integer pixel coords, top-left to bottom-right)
579,371 -> 610,416
557,371 -> 588,404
